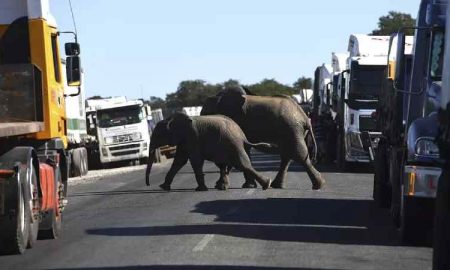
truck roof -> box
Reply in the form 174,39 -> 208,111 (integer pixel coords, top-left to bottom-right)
0,0 -> 57,27
94,100 -> 143,111
348,34 -> 391,58
332,52 -> 349,74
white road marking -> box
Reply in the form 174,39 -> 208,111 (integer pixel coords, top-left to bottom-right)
193,234 -> 214,252
246,189 -> 256,195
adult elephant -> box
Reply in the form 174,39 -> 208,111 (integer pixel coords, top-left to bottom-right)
201,87 -> 324,190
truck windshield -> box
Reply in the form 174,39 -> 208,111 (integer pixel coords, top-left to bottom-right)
97,105 -> 142,128
430,30 -> 445,81
349,65 -> 385,99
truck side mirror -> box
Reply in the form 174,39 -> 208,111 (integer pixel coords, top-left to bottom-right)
66,56 -> 81,86
65,42 -> 80,56
394,33 -> 406,91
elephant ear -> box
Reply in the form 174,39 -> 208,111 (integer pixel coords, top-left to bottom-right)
217,93 -> 246,118
167,113 -> 193,145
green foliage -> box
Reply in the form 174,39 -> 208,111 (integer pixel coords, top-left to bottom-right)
147,96 -> 166,109
244,79 -> 295,96
149,76 -> 312,109
293,77 -> 313,91
371,11 -> 416,36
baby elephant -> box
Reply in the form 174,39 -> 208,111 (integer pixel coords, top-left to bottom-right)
145,113 -> 272,191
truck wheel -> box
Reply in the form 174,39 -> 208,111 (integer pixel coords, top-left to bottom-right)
72,148 -> 88,177
389,150 -> 402,228
373,141 -> 391,208
0,168 -> 30,254
27,164 -> 39,249
337,132 -> 348,171
400,195 -> 421,245
80,147 -> 88,176
71,148 -> 82,177
38,168 -> 62,239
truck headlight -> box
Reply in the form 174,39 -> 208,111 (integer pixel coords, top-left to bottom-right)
101,147 -> 108,156
105,137 -> 114,144
415,138 -> 439,156
131,132 -> 142,141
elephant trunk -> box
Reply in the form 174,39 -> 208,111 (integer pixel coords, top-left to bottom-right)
145,148 -> 156,186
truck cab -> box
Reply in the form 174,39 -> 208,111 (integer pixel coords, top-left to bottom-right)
339,35 -> 390,165
94,99 -> 150,165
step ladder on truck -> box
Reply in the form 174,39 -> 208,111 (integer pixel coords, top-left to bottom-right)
0,0 -> 82,254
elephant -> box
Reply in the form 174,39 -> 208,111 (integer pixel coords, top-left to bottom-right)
201,86 -> 325,190
145,113 -> 273,191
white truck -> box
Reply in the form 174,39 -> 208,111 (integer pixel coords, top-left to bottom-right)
337,35 -> 390,168
86,97 -> 151,167
311,35 -> 391,168
63,63 -> 91,177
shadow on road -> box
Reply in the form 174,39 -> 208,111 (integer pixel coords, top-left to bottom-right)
86,198 -> 402,246
53,266 -> 341,270
249,152 -> 373,174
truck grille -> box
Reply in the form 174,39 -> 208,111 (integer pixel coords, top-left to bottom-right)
112,134 -> 134,144
359,116 -> 377,132
109,143 -> 140,151
111,150 -> 140,156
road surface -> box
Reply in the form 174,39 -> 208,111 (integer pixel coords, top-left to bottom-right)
0,152 -> 432,270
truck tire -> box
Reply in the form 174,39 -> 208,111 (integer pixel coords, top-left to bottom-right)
373,140 -> 391,208
389,149 -> 402,228
71,148 -> 88,177
337,132 -> 348,171
38,168 -> 62,239
0,168 -> 30,254
27,164 -> 39,249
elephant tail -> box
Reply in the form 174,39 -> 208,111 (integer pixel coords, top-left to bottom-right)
245,141 -> 279,154
305,121 -> 318,163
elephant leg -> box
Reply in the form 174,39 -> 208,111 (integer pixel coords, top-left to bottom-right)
215,164 -> 230,190
235,155 -> 271,190
160,149 -> 189,191
292,138 -> 325,190
242,144 -> 257,188
189,155 -> 208,191
270,156 -> 292,189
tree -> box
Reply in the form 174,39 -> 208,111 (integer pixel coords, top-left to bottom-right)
371,11 -> 416,36
293,77 -> 313,91
245,79 -> 295,96
165,80 -> 222,108
147,96 -> 166,109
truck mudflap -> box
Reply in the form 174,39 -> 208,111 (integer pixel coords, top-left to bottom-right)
404,165 -> 441,198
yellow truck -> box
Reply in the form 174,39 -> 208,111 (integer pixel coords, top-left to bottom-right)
0,0 -> 82,254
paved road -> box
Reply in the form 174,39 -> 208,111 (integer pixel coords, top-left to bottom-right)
0,152 -> 432,270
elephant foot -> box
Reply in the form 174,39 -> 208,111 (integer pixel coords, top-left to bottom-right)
195,185 -> 209,192
312,176 -> 326,190
215,181 -> 229,191
261,178 -> 272,190
159,183 -> 171,191
242,181 -> 257,189
270,180 -> 285,189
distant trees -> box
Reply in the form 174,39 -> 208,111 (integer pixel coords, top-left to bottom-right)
371,11 -> 416,36
245,79 -> 295,96
293,77 -> 313,91
144,77 -> 311,114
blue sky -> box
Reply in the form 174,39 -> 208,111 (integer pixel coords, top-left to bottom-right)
51,0 -> 421,99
